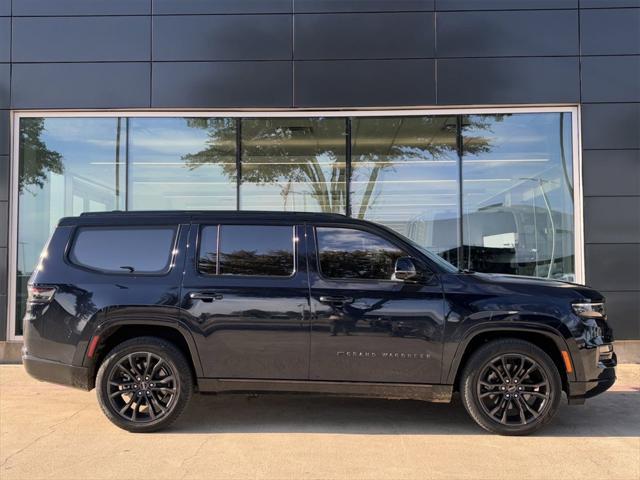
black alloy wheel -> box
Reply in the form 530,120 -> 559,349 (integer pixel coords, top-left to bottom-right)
107,352 -> 178,423
96,337 -> 193,432
460,338 -> 562,436
476,354 -> 550,426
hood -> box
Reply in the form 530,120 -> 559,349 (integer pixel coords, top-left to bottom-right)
469,272 -> 604,301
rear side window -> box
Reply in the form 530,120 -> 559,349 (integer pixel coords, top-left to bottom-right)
70,226 -> 176,274
198,225 -> 295,277
316,227 -> 406,280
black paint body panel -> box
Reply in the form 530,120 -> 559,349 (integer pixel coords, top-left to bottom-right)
22,211 -> 616,404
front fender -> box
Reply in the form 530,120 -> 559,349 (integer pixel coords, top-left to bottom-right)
443,314 -> 579,385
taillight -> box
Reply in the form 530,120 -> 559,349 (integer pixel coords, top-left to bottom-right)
27,285 -> 57,304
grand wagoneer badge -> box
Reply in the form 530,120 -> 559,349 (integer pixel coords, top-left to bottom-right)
337,351 -> 430,360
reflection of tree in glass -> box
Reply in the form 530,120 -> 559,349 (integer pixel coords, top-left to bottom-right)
19,118 -> 64,193
198,252 -> 217,275
320,249 -> 403,280
354,116 -> 506,219
220,249 -> 293,276
181,116 -> 506,215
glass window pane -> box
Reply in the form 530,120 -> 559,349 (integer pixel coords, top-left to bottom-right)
240,118 -> 346,213
461,113 -> 575,280
16,117 -> 125,335
316,227 -> 406,280
70,226 -> 176,273
218,225 -> 295,276
128,118 -> 237,210
350,116 -> 460,265
198,226 -> 219,275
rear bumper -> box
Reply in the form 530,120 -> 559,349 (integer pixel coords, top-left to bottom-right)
23,354 -> 93,391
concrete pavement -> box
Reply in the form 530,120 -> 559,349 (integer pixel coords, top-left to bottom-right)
1,364 -> 638,480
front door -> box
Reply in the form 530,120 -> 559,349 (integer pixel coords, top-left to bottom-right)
307,224 -> 446,384
182,222 -> 310,380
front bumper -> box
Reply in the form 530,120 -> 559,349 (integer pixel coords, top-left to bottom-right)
567,346 -> 617,404
23,353 -> 93,391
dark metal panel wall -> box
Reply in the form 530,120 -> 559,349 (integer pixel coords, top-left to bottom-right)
153,0 -> 292,15
152,15 -> 292,61
437,57 -> 579,104
12,17 -> 151,62
0,0 -> 638,338
579,4 -> 640,339
12,0 -> 150,15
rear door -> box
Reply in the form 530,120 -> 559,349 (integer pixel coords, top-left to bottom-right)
307,223 -> 446,384
181,220 -> 311,380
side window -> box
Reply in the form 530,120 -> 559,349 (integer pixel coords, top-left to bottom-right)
316,227 -> 406,280
198,225 -> 295,277
70,226 -> 176,274
198,226 -> 218,275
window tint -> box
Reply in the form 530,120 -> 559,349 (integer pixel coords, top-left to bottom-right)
198,225 -> 295,276
198,226 -> 218,275
70,226 -> 176,273
316,227 -> 406,280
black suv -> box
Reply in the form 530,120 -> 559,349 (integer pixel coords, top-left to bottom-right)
22,211 -> 616,435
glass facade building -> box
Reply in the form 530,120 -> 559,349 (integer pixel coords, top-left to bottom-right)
11,110 -> 579,335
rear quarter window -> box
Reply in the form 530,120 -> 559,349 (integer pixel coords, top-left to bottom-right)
69,226 -> 177,274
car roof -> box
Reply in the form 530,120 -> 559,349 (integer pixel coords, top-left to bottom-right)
58,210 -> 359,226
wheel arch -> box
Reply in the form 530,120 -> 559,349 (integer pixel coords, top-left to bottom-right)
85,319 -> 204,389
447,325 -> 574,393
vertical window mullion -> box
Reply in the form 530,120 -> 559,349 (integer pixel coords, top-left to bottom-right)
456,115 -> 464,269
345,117 -> 352,217
236,118 -> 242,211
125,117 -> 130,211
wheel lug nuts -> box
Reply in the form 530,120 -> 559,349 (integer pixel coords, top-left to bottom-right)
518,387 -> 523,391
514,394 -> 518,398
145,376 -> 149,381
505,379 -> 510,383
514,379 -> 518,383
146,390 -> 151,395
501,386 -> 506,390
133,384 -> 138,388
150,383 -> 154,387
506,394 -> 510,398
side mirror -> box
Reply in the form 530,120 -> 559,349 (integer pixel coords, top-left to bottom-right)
393,257 -> 418,281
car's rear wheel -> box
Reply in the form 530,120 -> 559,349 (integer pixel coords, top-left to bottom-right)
96,336 -> 193,433
460,338 -> 562,436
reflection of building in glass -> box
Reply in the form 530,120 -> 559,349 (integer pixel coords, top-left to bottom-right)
13,112 -> 576,334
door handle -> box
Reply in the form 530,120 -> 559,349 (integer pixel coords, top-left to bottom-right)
319,295 -> 354,305
189,292 -> 223,302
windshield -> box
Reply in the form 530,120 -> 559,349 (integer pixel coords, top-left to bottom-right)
404,237 -> 459,273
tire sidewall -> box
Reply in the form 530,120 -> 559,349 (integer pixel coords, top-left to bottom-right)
96,337 -> 193,433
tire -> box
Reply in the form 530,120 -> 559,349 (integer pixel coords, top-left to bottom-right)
459,338 -> 562,436
96,336 -> 193,433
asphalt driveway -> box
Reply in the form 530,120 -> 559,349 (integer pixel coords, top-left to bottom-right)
1,364 -> 638,480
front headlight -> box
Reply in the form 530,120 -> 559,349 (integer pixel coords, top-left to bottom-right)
572,301 -> 606,319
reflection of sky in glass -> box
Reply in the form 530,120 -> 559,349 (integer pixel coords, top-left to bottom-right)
317,227 -> 402,253
18,118 -> 124,274
129,118 -> 236,210
461,113 -> 574,279
350,116 -> 459,255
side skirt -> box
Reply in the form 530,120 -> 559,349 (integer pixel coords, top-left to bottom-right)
197,378 -> 453,403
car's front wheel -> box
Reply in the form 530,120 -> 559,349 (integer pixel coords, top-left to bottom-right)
96,336 -> 193,433
460,338 -> 562,435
